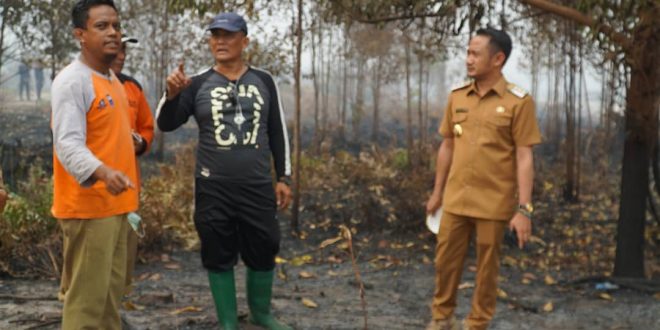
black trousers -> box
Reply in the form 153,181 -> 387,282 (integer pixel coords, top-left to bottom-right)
194,178 -> 281,272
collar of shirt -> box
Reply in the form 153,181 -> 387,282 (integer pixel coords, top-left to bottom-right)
466,76 -> 508,98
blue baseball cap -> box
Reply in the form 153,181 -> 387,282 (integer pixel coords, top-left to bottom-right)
207,13 -> 248,35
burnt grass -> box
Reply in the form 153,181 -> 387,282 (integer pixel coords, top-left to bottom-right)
1,101 -> 659,329
1,219 -> 659,329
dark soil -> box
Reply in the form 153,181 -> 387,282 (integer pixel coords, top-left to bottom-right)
1,221 -> 658,330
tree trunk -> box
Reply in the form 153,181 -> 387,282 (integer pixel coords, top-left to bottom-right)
49,15 -> 58,80
575,44 -> 583,199
423,62 -> 431,145
291,0 -> 303,234
371,56 -> 383,142
154,3 -> 169,162
404,38 -> 414,167
339,27 -> 349,141
563,29 -> 577,202
417,47 -> 425,153
321,29 -> 333,144
311,19 -> 319,151
614,16 -> 659,277
530,38 -> 540,100
521,0 -> 659,279
552,53 -> 561,157
605,63 -> 616,140
614,130 -> 650,278
0,4 -> 8,80
353,57 -> 365,141
417,19 -> 426,152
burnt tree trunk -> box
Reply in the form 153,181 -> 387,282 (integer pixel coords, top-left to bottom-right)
310,19 -> 319,152
614,13 -> 659,277
291,0 -> 303,234
371,56 -> 383,143
404,38 -> 414,167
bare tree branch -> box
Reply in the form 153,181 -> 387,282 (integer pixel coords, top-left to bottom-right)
518,0 -> 633,50
333,2 -> 457,25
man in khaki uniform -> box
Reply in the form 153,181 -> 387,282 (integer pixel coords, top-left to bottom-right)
425,28 -> 541,330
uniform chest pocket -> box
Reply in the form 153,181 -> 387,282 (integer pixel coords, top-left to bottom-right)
485,112 -> 512,127
481,112 -> 513,146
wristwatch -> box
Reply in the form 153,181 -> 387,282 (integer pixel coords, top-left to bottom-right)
517,203 -> 534,219
278,176 -> 292,186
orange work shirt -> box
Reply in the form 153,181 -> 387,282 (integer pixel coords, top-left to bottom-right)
439,77 -> 542,220
117,72 -> 154,153
51,59 -> 138,219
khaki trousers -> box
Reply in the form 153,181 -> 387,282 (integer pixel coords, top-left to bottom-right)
124,229 -> 138,295
431,211 -> 506,330
58,215 -> 128,330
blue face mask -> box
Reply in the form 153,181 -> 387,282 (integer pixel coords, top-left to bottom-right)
127,212 -> 145,238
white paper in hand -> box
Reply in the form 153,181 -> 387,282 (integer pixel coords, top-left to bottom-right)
426,208 -> 442,234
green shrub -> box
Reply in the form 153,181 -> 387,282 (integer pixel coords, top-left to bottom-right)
0,161 -> 60,278
138,144 -> 198,253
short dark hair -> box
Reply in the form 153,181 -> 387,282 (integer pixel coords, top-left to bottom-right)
475,28 -> 512,64
72,0 -> 117,29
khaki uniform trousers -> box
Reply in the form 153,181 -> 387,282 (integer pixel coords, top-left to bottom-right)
431,211 -> 506,330
124,229 -> 138,295
58,215 -> 128,330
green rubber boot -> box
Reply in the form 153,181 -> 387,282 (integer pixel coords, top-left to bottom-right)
208,270 -> 239,330
246,268 -> 293,330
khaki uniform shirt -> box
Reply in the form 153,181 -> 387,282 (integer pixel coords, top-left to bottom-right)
439,77 -> 542,220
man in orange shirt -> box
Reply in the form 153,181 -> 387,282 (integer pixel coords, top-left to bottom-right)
51,1 -> 137,328
111,35 -> 154,295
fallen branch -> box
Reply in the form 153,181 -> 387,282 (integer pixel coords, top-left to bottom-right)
24,319 -> 60,330
498,297 -> 540,313
340,225 -> 368,330
0,294 -> 58,301
46,246 -> 61,279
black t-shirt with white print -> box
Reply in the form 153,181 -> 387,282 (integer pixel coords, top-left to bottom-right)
157,67 -> 291,184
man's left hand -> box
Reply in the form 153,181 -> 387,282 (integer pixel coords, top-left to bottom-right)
509,212 -> 532,249
132,133 -> 146,155
275,182 -> 292,210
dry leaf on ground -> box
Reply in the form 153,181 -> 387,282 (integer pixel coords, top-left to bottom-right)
275,256 -> 288,264
299,271 -> 317,279
319,236 -> 342,249
543,301 -> 554,313
544,275 -> 557,285
164,262 -> 181,270
497,288 -> 508,298
169,306 -> 202,315
290,255 -> 313,266
122,301 -> 146,311
302,298 -> 318,308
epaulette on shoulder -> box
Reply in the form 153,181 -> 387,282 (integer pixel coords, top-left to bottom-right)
451,79 -> 473,91
507,83 -> 528,98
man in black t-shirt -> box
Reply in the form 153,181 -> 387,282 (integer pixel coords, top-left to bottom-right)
157,12 -> 292,330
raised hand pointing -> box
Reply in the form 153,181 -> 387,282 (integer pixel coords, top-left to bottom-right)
166,61 -> 192,100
